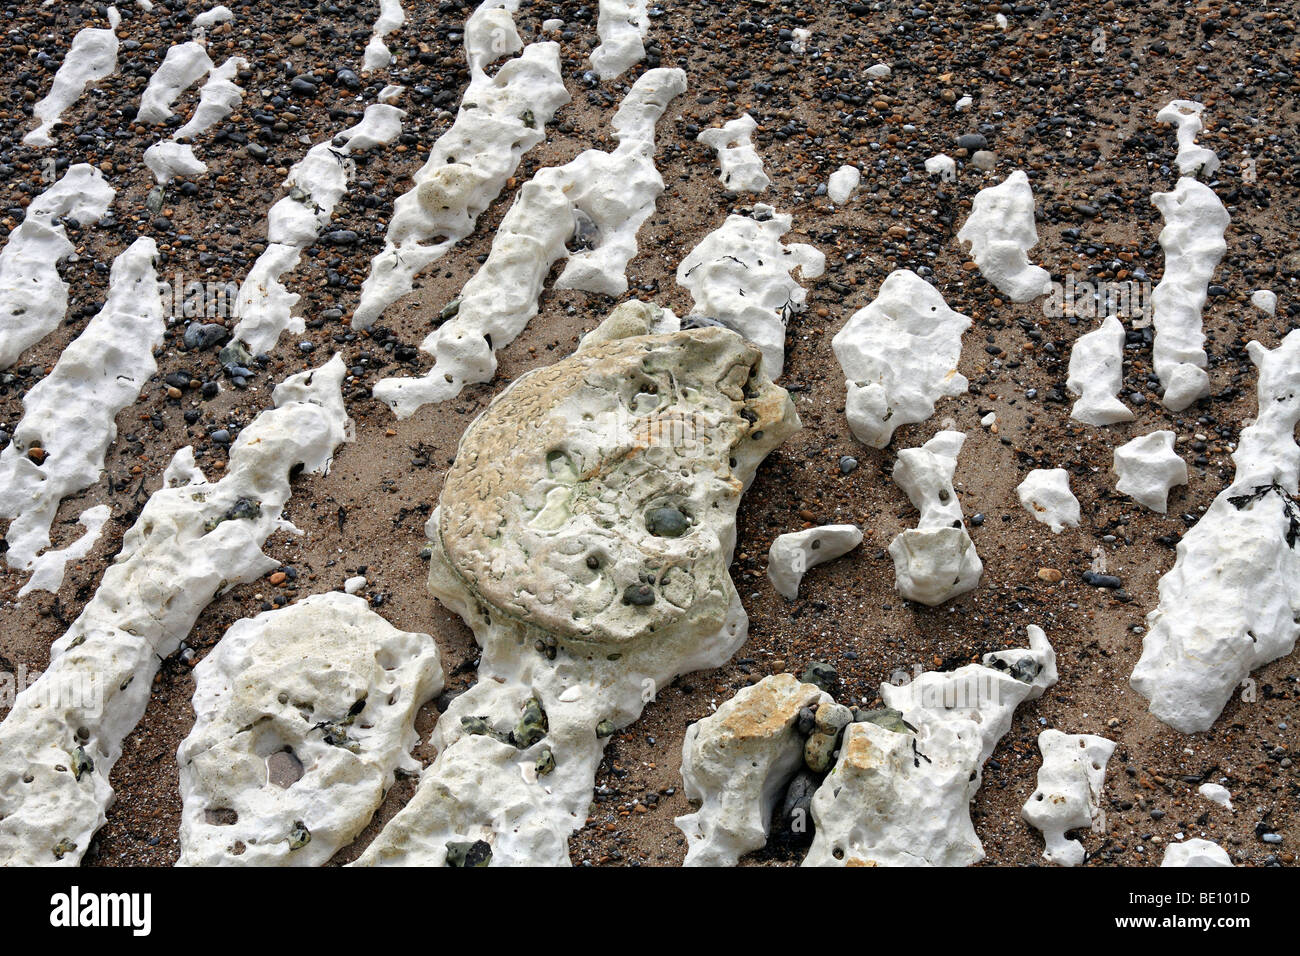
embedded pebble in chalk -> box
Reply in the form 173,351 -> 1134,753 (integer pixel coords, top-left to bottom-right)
177,593 -> 442,866
1156,100 -> 1220,179
0,238 -> 163,578
352,5 -> 569,329
1161,839 -> 1233,867
372,70 -> 685,417
767,525 -> 863,600
887,431 -> 982,606
956,170 -> 1051,302
676,674 -> 832,866
354,308 -> 798,865
1198,783 -> 1234,810
1251,289 -> 1277,316
676,203 -> 824,378
0,164 -> 115,370
1112,431 -> 1187,514
827,165 -> 860,204
23,7 -> 121,147
833,270 -> 970,448
1150,178 -> 1228,411
0,357 -> 352,865
981,625 -> 1057,700
1131,332 -> 1300,733
590,0 -> 650,80
804,630 -> 1056,866
1066,316 -> 1133,426
1022,730 -> 1116,867
1017,469 -> 1080,534
698,113 -> 770,193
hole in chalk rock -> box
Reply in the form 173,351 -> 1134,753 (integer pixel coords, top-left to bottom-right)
205,807 -> 238,826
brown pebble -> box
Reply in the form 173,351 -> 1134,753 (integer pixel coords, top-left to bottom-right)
1037,568 -> 1063,583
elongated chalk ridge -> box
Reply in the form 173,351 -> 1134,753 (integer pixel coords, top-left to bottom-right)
177,593 -> 442,866
888,430 -> 982,605
0,356 -> 352,866
19,505 -> 111,598
137,40 -> 214,125
1156,100 -> 1219,179
1150,178 -> 1228,411
956,170 -> 1051,302
355,308 -> 798,865
1131,330 -> 1300,732
24,8 -> 121,147
351,2 -> 569,330
0,164 -> 116,370
698,113 -> 770,193
590,0 -> 650,80
676,204 -> 825,378
833,269 -> 970,448
371,69 -> 685,417
231,103 -> 405,354
1022,730 -> 1115,867
804,630 -> 1056,866
1066,315 -> 1132,426
0,238 -> 162,585
172,55 -> 247,141
363,0 -> 406,72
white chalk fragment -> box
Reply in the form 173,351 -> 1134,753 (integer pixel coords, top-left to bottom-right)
1156,100 -> 1219,179
137,41 -> 214,125
1112,430 -> 1187,514
344,575 -> 368,595
1022,730 -> 1116,867
957,169 -> 1051,302
1066,316 -> 1133,426
0,165 -> 115,370
677,203 -> 824,378
677,674 -> 832,866
177,593 -> 442,866
1150,177 -> 1228,411
1131,331 -> 1300,733
833,270 -> 970,448
589,0 -> 649,80
767,525 -> 862,600
1017,469 -> 1081,534
888,431 -> 982,606
24,8 -> 121,147
1251,289 -> 1277,316
698,113 -> 770,193
363,0 -> 405,72
1197,783 -> 1233,810
827,165 -> 860,203
1162,838 -> 1233,867
924,153 -> 956,182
